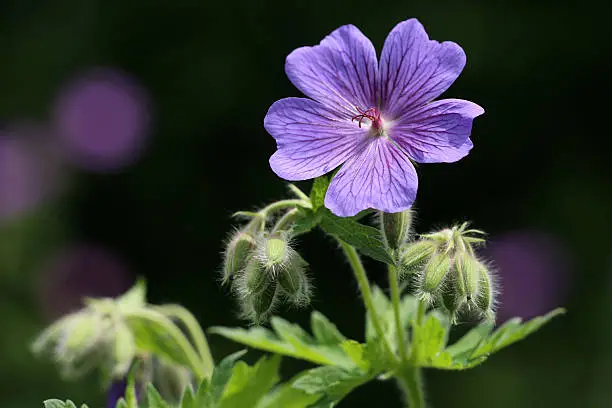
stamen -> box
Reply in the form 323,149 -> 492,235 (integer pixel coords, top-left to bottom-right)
352,106 -> 382,129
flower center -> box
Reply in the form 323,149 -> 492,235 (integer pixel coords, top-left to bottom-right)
352,107 -> 384,133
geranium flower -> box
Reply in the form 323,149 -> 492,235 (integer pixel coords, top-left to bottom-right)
264,19 -> 483,216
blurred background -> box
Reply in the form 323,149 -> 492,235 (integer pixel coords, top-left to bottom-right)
0,1 -> 609,407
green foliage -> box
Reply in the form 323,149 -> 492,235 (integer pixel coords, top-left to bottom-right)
309,176 -> 330,212
290,178 -> 395,264
43,401 -> 87,408
211,313 -> 358,369
446,308 -> 566,368
293,366 -> 373,407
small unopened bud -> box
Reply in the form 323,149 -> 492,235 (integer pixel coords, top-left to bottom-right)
112,322 -> 136,377
476,266 -> 495,321
441,290 -> 464,324
264,236 -> 289,268
380,210 -> 413,252
223,231 -> 257,284
420,251 -> 452,302
455,251 -> 481,302
399,239 -> 438,278
244,259 -> 272,295
278,254 -> 311,306
250,282 -> 279,323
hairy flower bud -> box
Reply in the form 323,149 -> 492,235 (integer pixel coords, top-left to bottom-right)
380,210 -> 413,252
476,266 -> 496,321
420,251 -> 452,303
264,236 -> 289,268
415,223 -> 496,323
240,282 -> 280,324
399,239 -> 438,278
277,254 -> 311,306
455,251 -> 481,301
222,230 -> 257,284
244,258 -> 272,295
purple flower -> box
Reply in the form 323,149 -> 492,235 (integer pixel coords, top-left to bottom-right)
264,19 -> 483,216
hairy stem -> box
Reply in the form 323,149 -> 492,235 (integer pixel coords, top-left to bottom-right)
396,364 -> 426,408
397,298 -> 429,407
271,208 -> 301,233
153,304 -> 214,379
260,199 -> 311,217
388,264 -> 408,363
337,239 -> 394,360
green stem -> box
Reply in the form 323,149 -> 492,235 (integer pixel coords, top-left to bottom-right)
396,365 -> 425,408
388,264 -> 408,363
271,208 -> 301,233
337,239 -> 394,360
154,304 -> 215,379
260,199 -> 311,217
126,309 -> 206,380
396,298 -> 428,407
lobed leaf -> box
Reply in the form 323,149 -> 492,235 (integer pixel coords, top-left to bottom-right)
318,209 -> 394,265
210,314 -> 354,368
292,366 -> 373,407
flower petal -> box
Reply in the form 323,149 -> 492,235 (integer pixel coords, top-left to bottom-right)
324,138 -> 417,217
285,24 -> 378,115
265,97 -> 369,181
391,98 -> 484,163
379,19 -> 466,118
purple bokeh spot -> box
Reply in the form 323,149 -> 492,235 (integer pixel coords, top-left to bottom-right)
53,68 -> 151,172
483,230 -> 571,322
0,135 -> 45,220
38,244 -> 133,319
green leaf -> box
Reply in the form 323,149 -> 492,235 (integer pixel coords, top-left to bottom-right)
124,308 -> 194,370
412,314 -> 453,368
147,384 -> 170,408
115,399 -> 128,408
310,176 -> 330,211
366,287 -> 417,346
471,308 -> 565,360
43,400 -> 66,408
292,366 -> 372,406
208,350 -> 248,403
211,314 -> 354,368
125,367 -> 139,408
440,308 -> 565,370
179,385 -> 196,408
44,401 -> 85,408
340,341 -> 369,371
292,209 -> 323,236
256,383 -> 321,408
117,279 -> 147,312
219,355 -> 281,408
311,312 -> 347,345
318,209 -> 394,265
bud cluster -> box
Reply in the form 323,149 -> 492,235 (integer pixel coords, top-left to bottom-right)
31,297 -> 137,379
222,209 -> 312,324
398,222 -> 496,323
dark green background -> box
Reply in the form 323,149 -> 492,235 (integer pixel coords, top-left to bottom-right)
1,1 -> 610,407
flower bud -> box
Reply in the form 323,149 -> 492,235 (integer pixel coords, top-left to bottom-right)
380,210 -> 413,252
250,282 -> 277,323
264,236 -> 289,269
399,239 -> 438,278
112,322 -> 136,377
420,251 -> 452,303
244,258 -> 272,295
454,251 -> 481,301
476,266 -> 495,321
278,254 -> 311,306
441,290 -> 463,324
222,230 -> 257,284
